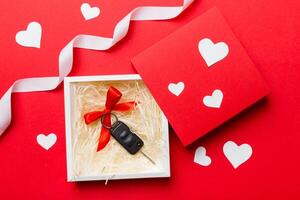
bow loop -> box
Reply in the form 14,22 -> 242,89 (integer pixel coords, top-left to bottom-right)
105,86 -> 122,109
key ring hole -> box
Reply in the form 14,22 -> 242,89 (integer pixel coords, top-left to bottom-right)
100,112 -> 118,129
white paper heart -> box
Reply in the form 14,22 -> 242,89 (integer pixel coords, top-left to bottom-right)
203,89 -> 223,108
168,82 -> 184,96
36,133 -> 57,150
15,22 -> 42,48
81,3 -> 100,20
194,146 -> 211,166
223,141 -> 252,169
198,38 -> 229,67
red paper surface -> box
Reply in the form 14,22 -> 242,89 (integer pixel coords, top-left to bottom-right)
0,0 -> 299,199
132,8 -> 270,146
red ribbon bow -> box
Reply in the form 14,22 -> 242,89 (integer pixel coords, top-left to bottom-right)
83,86 -> 136,151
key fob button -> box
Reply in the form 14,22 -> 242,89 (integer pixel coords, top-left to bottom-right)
123,134 -> 134,146
119,130 -> 128,139
110,121 -> 144,154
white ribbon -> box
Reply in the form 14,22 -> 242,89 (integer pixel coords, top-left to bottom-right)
0,0 -> 194,136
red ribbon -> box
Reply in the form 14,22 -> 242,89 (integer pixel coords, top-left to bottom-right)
83,86 -> 136,151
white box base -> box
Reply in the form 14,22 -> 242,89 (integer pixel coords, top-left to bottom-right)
64,74 -> 170,182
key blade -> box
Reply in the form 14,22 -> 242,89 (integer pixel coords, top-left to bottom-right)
140,150 -> 156,165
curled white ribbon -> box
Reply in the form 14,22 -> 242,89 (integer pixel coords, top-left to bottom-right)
0,0 -> 194,136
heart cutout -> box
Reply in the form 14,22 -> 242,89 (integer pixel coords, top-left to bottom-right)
223,141 -> 252,169
81,3 -> 100,20
168,82 -> 184,96
203,89 -> 223,108
15,22 -> 42,48
198,38 -> 229,67
194,146 -> 211,166
37,133 -> 57,150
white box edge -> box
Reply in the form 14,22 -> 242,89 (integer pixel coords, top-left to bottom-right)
64,74 -> 170,182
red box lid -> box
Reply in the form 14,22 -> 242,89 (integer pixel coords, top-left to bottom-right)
131,7 -> 269,146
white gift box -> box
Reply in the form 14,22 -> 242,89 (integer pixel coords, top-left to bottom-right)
64,74 -> 170,182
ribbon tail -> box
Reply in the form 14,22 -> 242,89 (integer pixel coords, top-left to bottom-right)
97,127 -> 111,151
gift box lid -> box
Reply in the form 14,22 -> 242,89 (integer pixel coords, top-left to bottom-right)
131,7 -> 269,146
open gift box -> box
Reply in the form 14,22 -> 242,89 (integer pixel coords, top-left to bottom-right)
64,7 -> 269,182
64,75 -> 170,182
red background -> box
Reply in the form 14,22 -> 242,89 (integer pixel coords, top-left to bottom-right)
0,0 -> 299,199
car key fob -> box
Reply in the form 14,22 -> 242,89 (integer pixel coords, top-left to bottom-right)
110,121 -> 144,154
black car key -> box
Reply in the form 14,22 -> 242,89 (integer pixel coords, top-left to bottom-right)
101,113 -> 156,165
110,120 -> 144,154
